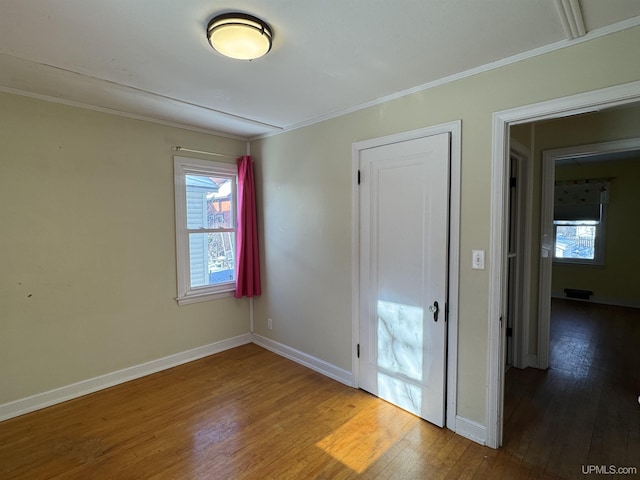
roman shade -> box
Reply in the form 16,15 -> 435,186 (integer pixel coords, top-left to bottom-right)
554,180 -> 610,222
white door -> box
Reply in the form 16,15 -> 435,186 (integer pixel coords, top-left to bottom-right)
359,132 -> 450,427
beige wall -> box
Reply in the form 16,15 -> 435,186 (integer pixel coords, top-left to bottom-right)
2,25 -> 639,427
0,93 -> 250,405
553,157 -> 640,304
251,26 -> 640,425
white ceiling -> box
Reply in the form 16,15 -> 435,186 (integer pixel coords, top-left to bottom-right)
1,1 -> 639,139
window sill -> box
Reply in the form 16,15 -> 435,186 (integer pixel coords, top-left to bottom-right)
552,259 -> 605,267
176,289 -> 235,305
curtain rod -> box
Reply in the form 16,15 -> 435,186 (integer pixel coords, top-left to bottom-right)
174,146 -> 242,158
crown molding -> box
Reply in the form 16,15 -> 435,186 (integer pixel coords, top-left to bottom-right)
252,16 -> 640,141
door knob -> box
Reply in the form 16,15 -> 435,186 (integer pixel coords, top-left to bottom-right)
428,301 -> 439,322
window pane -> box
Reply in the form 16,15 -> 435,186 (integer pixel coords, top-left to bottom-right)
555,225 -> 596,260
189,232 -> 236,287
186,174 -> 234,229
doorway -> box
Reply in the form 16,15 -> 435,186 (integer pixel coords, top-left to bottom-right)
502,119 -> 640,472
351,121 -> 461,429
536,135 -> 640,369
486,79 -> 640,449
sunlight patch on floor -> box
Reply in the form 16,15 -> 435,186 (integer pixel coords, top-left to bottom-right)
315,401 -> 419,473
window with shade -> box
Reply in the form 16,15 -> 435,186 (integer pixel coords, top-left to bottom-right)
553,180 -> 609,265
174,156 -> 238,304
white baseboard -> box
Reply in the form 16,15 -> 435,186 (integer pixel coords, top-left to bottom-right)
454,415 -> 487,446
551,291 -> 640,309
251,333 -> 354,387
0,333 -> 252,422
527,354 -> 539,368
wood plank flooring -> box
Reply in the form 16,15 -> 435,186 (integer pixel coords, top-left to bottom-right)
1,299 -> 638,479
1,343 -> 492,480
0,345 -> 491,479
502,299 -> 640,479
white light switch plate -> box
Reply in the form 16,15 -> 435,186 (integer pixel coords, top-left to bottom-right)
472,250 -> 485,270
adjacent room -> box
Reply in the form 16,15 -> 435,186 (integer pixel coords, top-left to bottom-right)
503,106 -> 640,478
1,2 -> 639,478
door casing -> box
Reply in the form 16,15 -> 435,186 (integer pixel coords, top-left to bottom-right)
351,120 -> 461,429
537,137 -> 640,370
358,132 -> 449,426
507,140 -> 533,371
488,80 -> 640,449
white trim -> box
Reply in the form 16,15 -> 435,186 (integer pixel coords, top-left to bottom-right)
454,415 -> 487,445
538,137 -> 640,369
544,137 -> 640,161
487,114 -> 509,449
174,156 -> 238,304
554,0 -> 586,40
551,291 -> 640,309
499,82 -> 640,126
488,80 -> 640,449
176,289 -> 235,305
252,17 -> 640,141
509,140 -> 532,370
351,120 -> 462,429
522,131 -> 536,370
351,141 -> 361,386
251,334 -> 353,386
0,334 -> 252,422
447,122 -> 462,430
537,148 -> 555,370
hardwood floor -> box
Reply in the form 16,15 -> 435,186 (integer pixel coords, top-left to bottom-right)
502,299 -> 640,479
1,301 -> 638,479
1,344 -> 490,480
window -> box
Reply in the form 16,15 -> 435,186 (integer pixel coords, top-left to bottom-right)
553,181 -> 609,265
174,156 -> 237,304
553,218 -> 605,263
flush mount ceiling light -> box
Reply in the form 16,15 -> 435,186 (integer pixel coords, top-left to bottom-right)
207,13 -> 273,60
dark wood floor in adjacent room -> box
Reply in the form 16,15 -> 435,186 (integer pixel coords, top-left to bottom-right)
1,298 -> 638,479
502,299 -> 640,479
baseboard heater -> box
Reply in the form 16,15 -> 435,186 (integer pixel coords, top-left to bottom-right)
564,288 -> 593,300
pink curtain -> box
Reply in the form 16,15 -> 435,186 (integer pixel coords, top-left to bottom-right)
235,155 -> 261,298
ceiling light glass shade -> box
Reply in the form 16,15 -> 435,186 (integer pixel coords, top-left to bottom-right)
207,13 -> 273,60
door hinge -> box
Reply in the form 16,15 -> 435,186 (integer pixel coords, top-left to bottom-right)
357,169 -> 361,185
357,343 -> 360,358
506,327 -> 513,337
510,176 -> 517,188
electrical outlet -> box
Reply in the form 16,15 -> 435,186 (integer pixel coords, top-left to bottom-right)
472,250 -> 485,270
267,318 -> 273,330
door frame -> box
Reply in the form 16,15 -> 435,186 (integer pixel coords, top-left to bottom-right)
487,80 -> 640,449
351,120 -> 461,429
537,137 -> 640,370
506,140 -> 533,370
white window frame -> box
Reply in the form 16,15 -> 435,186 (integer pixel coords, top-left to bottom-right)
174,156 -> 238,305
552,207 -> 607,266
